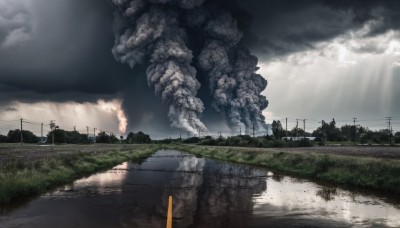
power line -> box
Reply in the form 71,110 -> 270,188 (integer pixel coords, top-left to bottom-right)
0,119 -> 19,122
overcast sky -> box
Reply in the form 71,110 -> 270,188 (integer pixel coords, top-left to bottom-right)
0,0 -> 399,138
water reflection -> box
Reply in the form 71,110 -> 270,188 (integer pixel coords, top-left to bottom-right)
254,176 -> 400,227
316,187 -> 338,202
164,157 -> 267,228
1,150 -> 400,228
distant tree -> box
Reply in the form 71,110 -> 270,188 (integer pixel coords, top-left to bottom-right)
359,128 -> 393,144
47,129 -> 68,144
66,131 -> 87,144
183,137 -> 200,144
96,132 -> 109,143
325,119 -> 342,141
109,134 -> 120,143
95,132 -> 119,144
0,134 -> 8,143
394,132 -> 400,143
311,119 -> 342,142
272,120 -> 285,139
125,131 -> 151,144
288,127 -> 310,137
7,129 -> 39,143
312,121 -> 325,141
341,124 -> 356,141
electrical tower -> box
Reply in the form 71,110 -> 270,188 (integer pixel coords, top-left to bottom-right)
20,118 -> 23,145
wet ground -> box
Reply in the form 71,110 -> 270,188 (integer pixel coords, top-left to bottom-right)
1,150 -> 399,227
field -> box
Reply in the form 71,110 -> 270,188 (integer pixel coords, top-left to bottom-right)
0,144 -> 160,206
0,144 -> 153,166
197,145 -> 400,159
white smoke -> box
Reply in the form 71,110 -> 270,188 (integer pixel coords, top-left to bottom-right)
97,99 -> 128,134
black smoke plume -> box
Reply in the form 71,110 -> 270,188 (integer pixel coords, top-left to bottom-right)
111,0 -> 268,135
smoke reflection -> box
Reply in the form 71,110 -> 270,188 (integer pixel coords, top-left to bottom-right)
161,152 -> 267,227
122,150 -> 267,227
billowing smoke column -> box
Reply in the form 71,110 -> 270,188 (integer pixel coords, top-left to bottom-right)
111,0 -> 268,134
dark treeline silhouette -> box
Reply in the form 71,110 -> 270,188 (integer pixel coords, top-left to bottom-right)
0,121 -> 398,146
0,128 -> 154,144
0,129 -> 39,143
272,119 -> 400,144
156,135 -> 313,148
125,131 -> 151,144
46,129 -> 89,144
158,119 -> 399,148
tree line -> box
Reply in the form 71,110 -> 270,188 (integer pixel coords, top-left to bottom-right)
271,119 -> 400,144
156,119 -> 400,148
0,129 -> 152,144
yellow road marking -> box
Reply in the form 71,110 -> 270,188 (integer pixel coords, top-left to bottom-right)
166,195 -> 173,228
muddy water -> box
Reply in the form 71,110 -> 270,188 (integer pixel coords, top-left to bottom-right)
1,150 -> 399,228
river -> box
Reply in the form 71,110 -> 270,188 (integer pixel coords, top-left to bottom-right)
1,150 -> 399,227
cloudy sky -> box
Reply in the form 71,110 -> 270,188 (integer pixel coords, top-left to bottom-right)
0,0 -> 399,138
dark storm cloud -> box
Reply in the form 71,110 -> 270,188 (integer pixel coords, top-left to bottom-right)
1,0 -> 399,135
0,0 -> 33,48
237,0 -> 400,59
0,0 -> 173,133
0,0 -> 133,101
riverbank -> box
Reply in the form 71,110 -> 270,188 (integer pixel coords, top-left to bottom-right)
167,144 -> 400,194
0,144 -> 159,205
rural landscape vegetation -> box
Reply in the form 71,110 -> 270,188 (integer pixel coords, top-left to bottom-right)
1,116 -> 400,207
2,0 -> 400,227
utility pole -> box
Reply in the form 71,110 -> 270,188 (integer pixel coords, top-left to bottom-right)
387,117 -> 393,144
252,124 -> 255,138
321,120 -> 324,137
239,127 -> 241,136
198,128 -> 200,138
20,118 -> 23,145
296,119 -> 299,137
319,120 -> 325,144
303,119 -> 307,137
179,133 -> 182,141
285,118 -> 288,137
41,123 -> 43,143
50,120 -> 56,145
219,131 -> 222,138
94,128 -> 97,143
266,125 -> 269,136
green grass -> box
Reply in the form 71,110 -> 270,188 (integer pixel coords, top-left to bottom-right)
167,144 -> 400,194
0,145 -> 160,205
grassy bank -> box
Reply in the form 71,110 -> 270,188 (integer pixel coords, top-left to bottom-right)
0,144 -> 159,205
168,144 -> 400,194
